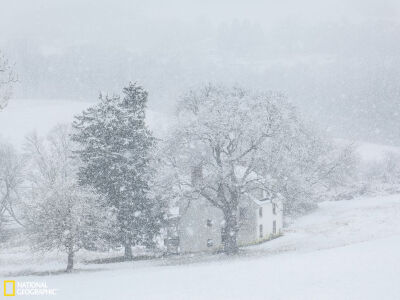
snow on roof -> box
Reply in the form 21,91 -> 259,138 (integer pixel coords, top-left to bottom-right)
168,206 -> 180,216
247,194 -> 273,206
234,165 -> 261,181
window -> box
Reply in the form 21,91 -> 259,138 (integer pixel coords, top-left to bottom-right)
221,228 -> 226,243
273,221 -> 276,235
273,203 -> 277,215
165,237 -> 179,247
206,219 -> 213,227
259,207 -> 263,218
207,239 -> 213,247
259,224 -> 263,238
239,207 -> 247,219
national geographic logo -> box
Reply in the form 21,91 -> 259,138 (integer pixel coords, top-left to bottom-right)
3,281 -> 15,297
3,280 -> 58,296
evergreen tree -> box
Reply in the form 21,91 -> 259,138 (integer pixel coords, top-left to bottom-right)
72,83 -> 159,259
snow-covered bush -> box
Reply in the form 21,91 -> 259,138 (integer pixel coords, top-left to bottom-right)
361,152 -> 400,194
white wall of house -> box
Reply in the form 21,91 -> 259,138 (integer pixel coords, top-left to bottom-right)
177,199 -> 224,253
255,201 -> 283,242
172,197 -> 283,254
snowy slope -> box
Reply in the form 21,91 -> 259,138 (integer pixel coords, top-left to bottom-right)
356,142 -> 400,162
4,237 -> 400,300
2,99 -> 399,162
1,194 -> 400,299
0,99 -> 171,148
248,195 -> 400,254
335,138 -> 400,163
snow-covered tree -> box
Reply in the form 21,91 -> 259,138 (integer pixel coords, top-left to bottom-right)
361,152 -> 400,194
162,85 -> 293,254
23,125 -> 107,272
72,83 -> 161,259
0,52 -> 17,111
256,119 -> 357,215
0,141 -> 24,231
162,84 -> 356,253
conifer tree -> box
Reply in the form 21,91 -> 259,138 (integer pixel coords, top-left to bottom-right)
72,83 -> 160,259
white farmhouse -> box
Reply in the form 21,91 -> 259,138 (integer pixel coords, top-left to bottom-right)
165,192 -> 283,254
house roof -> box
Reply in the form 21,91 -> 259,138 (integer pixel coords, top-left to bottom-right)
247,194 -> 273,206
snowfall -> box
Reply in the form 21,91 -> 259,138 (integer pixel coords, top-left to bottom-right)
1,100 -> 400,299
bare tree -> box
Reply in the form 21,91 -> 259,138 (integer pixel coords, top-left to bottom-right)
23,125 -> 108,272
256,121 -> 357,215
161,85 -> 357,253
162,85 -> 290,254
0,141 -> 24,232
0,52 -> 17,111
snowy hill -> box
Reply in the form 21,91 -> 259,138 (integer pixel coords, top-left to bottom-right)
1,194 -> 400,299
2,99 -> 400,162
2,99 -> 400,300
0,99 -> 171,148
355,141 -> 400,162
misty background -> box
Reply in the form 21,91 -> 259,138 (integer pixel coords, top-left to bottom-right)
1,0 -> 399,145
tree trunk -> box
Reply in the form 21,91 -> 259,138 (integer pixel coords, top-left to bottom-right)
124,243 -> 133,260
66,250 -> 74,273
223,210 -> 239,255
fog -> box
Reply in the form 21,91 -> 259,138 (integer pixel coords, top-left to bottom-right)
1,0 -> 400,144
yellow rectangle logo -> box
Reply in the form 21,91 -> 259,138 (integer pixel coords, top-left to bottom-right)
4,280 -> 15,296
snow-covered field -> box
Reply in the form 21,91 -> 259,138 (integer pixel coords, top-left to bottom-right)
1,194 -> 400,299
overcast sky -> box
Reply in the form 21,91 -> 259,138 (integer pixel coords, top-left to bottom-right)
1,0 -> 399,40
1,0 -> 400,145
